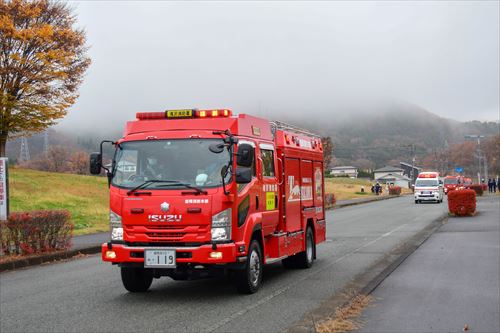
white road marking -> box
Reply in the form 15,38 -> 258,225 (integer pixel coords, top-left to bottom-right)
202,223 -> 409,332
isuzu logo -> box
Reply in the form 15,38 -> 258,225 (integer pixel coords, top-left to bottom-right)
160,202 -> 170,212
148,214 -> 182,222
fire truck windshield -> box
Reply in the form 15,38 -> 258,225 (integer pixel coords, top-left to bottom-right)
111,139 -> 230,189
444,178 -> 458,185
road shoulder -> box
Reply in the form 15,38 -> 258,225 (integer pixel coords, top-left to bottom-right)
356,196 -> 500,333
287,212 -> 448,333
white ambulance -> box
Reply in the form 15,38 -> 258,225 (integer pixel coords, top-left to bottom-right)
414,172 -> 444,204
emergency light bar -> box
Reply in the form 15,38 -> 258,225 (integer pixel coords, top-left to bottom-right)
418,173 -> 438,178
136,109 -> 232,120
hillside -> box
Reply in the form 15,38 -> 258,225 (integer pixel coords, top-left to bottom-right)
8,168 -> 109,235
282,103 -> 499,168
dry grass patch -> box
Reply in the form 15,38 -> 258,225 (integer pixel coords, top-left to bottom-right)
325,178 -> 376,201
315,294 -> 373,333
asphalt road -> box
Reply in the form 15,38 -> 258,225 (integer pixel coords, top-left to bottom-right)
357,196 -> 500,333
0,196 -> 447,333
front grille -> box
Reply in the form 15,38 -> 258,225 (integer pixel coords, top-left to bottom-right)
146,232 -> 184,238
125,225 -> 210,243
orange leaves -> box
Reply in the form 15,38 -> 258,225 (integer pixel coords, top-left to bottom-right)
448,189 -> 476,216
0,0 -> 90,153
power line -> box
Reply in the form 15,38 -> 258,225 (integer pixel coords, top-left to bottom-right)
19,137 -> 30,162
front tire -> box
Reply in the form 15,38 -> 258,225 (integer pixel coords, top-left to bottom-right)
234,239 -> 263,294
121,267 -> 153,292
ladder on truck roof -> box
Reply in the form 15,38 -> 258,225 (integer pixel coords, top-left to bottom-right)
270,120 -> 321,138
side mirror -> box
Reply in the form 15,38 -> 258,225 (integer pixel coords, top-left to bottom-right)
209,143 -> 225,154
236,144 -> 254,167
236,167 -> 252,184
89,152 -> 102,175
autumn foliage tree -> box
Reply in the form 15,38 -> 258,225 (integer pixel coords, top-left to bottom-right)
321,136 -> 334,171
0,0 -> 90,156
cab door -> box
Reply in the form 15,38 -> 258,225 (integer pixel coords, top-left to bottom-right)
259,143 -> 279,236
235,140 -> 258,243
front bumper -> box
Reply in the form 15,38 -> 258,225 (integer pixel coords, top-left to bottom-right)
101,242 -> 246,265
415,193 -> 440,201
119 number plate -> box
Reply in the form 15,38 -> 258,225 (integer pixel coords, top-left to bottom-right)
144,249 -> 176,268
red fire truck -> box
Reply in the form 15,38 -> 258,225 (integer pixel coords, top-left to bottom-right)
90,109 -> 326,294
443,175 -> 460,194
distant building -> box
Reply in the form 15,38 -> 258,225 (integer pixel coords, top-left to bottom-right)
399,162 -> 421,184
376,173 -> 411,188
373,166 -> 404,180
330,166 -> 358,178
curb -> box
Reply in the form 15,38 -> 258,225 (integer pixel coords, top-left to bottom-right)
332,194 -> 406,210
0,245 -> 102,273
286,212 -> 448,333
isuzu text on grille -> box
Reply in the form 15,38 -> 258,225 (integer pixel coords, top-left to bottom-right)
148,215 -> 182,222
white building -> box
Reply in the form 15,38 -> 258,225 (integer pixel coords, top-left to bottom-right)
330,166 -> 358,178
374,166 -> 404,180
376,173 -> 411,188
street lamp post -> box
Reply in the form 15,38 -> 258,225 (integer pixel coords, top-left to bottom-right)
465,135 -> 485,183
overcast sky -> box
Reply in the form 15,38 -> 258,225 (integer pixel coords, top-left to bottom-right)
60,1 -> 500,132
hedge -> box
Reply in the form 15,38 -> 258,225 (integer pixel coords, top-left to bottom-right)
325,193 -> 336,208
448,189 -> 476,216
467,184 -> 484,196
388,186 -> 402,196
1,210 -> 73,256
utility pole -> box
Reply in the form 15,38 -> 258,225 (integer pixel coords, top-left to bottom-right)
401,144 -> 416,184
43,130 -> 50,155
19,137 -> 30,162
465,135 -> 485,183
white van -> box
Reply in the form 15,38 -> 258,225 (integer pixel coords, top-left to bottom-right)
414,172 -> 444,204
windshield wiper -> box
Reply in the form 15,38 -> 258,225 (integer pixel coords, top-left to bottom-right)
127,180 -> 183,195
155,182 -> 208,195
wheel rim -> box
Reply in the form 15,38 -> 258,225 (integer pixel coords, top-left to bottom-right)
306,232 -> 313,263
249,249 -> 260,286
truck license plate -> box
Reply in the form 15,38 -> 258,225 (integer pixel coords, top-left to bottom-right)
144,249 -> 176,268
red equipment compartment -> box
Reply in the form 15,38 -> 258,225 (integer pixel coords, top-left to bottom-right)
300,160 -> 314,208
284,158 -> 301,233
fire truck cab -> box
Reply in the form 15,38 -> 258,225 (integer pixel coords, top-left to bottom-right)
443,175 -> 460,194
90,109 -> 326,294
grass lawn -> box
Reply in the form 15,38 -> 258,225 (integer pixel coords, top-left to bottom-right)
325,177 -> 377,200
8,168 -> 109,235
325,177 -> 413,200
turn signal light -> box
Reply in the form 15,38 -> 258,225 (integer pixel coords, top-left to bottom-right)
105,250 -> 116,259
209,251 -> 223,259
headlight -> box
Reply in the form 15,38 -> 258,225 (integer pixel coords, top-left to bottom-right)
211,208 -> 232,242
110,210 -> 123,241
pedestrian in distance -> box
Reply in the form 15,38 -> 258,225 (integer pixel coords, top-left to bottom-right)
493,179 -> 497,193
497,178 -> 500,193
488,178 -> 493,193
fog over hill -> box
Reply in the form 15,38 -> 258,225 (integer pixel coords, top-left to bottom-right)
278,102 -> 498,167
7,101 -> 498,169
